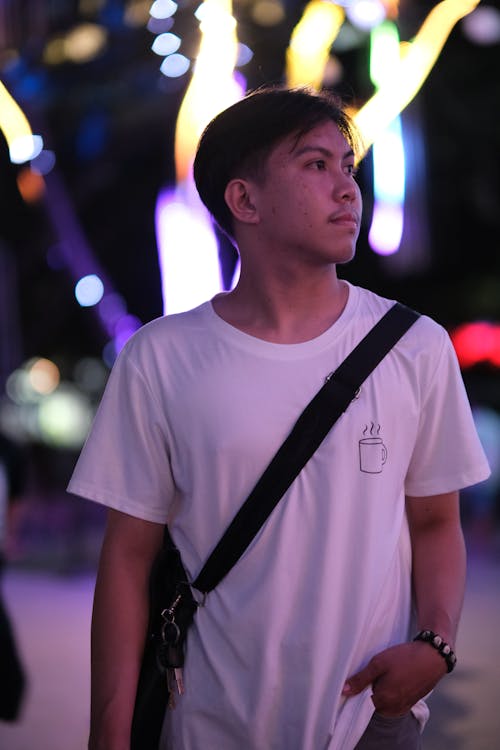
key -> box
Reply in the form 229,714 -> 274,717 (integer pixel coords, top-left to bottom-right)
166,667 -> 184,709
174,667 -> 184,695
167,669 -> 177,709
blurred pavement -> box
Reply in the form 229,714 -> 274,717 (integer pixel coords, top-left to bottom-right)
0,529 -> 499,750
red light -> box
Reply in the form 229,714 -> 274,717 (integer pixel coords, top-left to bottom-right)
451,322 -> 500,369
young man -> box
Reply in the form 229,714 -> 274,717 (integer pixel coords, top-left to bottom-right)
68,87 -> 490,750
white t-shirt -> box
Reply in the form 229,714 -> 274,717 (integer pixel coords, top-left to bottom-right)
68,283 -> 490,750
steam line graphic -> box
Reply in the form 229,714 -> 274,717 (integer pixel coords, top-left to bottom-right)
363,422 -> 381,437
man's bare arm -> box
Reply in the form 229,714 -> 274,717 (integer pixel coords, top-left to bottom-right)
342,491 -> 465,715
89,509 -> 164,750
406,490 -> 466,645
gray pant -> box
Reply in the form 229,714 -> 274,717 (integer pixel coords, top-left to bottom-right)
354,711 -> 422,750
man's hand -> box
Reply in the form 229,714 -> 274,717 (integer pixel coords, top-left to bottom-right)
342,641 -> 447,717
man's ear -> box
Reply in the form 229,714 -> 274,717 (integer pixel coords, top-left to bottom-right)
224,179 -> 260,225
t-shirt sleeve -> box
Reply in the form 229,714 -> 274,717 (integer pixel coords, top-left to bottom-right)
404,327 -> 491,497
67,344 -> 175,523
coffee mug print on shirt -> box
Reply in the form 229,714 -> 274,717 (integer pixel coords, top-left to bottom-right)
359,424 -> 387,474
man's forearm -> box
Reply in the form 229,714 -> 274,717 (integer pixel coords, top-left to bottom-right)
407,492 -> 466,647
89,556 -> 148,748
89,511 -> 163,750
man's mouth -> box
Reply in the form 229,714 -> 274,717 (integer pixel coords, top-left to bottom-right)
329,211 -> 359,228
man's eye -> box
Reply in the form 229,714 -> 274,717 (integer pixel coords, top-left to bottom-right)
312,160 -> 326,170
347,164 -> 359,177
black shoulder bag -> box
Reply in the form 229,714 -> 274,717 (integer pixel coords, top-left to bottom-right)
131,302 -> 420,749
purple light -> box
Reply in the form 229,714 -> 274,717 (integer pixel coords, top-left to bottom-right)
98,293 -> 127,332
113,314 -> 142,351
155,186 -> 222,314
368,202 -> 404,256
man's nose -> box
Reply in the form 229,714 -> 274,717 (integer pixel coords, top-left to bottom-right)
335,178 -> 357,203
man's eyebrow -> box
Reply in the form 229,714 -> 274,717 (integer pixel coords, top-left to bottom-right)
292,144 -> 355,160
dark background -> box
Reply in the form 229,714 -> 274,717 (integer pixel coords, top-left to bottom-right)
1,1 -> 499,353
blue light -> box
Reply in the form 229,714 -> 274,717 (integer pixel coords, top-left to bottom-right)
372,118 -> 405,204
75,274 -> 105,307
147,16 -> 174,34
31,149 -> 56,175
150,0 -> 178,19
237,43 -> 254,66
76,112 -> 108,161
152,32 -> 181,56
160,54 -> 190,78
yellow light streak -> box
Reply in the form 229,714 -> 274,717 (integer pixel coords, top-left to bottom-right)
174,0 -> 241,182
0,80 -> 35,162
286,1 -> 345,89
353,0 -> 481,156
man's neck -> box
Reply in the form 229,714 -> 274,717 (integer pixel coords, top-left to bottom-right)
212,269 -> 349,344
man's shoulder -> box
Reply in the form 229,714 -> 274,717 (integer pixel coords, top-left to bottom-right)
355,285 -> 443,329
124,301 -> 212,349
105,302 -> 215,380
351,284 -> 449,355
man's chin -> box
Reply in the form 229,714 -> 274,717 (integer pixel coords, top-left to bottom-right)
336,247 -> 357,265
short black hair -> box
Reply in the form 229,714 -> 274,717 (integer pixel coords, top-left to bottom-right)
193,85 -> 362,240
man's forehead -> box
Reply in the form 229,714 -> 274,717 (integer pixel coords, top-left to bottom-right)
272,121 -> 352,158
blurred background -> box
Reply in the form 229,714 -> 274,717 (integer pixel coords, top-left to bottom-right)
0,0 -> 499,748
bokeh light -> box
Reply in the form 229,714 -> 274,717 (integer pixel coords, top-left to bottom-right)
73,357 -> 109,394
462,5 -> 500,45
31,149 -> 57,176
16,166 -> 46,203
28,358 -> 60,396
151,32 -> 181,55
150,0 -> 178,19
160,53 -> 190,77
37,385 -> 93,449
63,23 -> 108,63
251,0 -> 286,27
347,0 -> 387,31
75,274 -> 105,307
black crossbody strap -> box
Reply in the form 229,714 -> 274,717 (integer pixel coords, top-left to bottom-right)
192,302 -> 420,593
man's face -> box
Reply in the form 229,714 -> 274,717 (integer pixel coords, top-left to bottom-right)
250,119 -> 362,267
